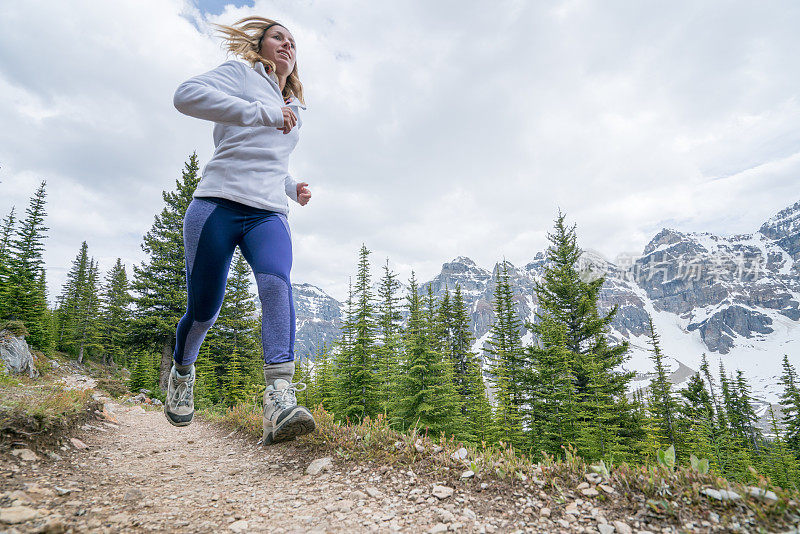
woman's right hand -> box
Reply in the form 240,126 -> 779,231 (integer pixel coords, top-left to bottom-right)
278,107 -> 297,134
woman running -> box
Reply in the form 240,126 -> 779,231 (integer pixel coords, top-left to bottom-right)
165,16 -> 315,445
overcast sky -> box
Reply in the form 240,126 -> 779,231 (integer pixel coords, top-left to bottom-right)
1,0 -> 798,302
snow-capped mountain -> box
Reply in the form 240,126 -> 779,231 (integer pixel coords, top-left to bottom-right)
292,200 -> 800,410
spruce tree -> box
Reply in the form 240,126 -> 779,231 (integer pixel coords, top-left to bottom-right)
131,154 -> 200,390
0,207 -> 16,313
313,344 -> 336,411
100,259 -> 131,367
529,210 -> 640,461
3,182 -> 50,350
451,284 -> 494,444
484,261 -> 526,449
333,247 -> 380,422
56,242 -> 102,362
779,355 -> 800,454
734,370 -> 761,452
645,314 -> 678,449
392,273 -> 464,437
333,280 -> 357,421
376,259 -> 402,413
527,316 -> 578,458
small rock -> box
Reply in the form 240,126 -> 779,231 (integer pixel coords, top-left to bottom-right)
108,513 -> 130,524
394,441 -> 405,450
598,484 -> 615,495
24,484 -> 55,499
11,448 -> 39,461
701,488 -> 741,501
350,490 -> 367,500
0,506 -> 41,524
746,486 -> 778,503
450,447 -> 468,461
306,457 -> 333,476
598,524 -> 615,534
461,470 -> 475,479
46,452 -> 63,461
69,438 -> 88,450
365,486 -> 383,499
612,521 -> 632,534
123,488 -> 143,501
429,523 -> 448,534
576,482 -> 590,490
32,515 -> 66,534
414,440 -> 425,453
485,525 -> 497,533
431,485 -> 454,500
463,508 -> 477,521
540,507 -> 551,517
557,519 -> 570,528
229,519 -> 248,532
479,483 -> 488,490
565,503 -> 580,516
9,490 -> 34,504
151,398 -> 163,406
54,487 -> 71,496
432,445 -> 443,453
437,509 -> 456,522
581,487 -> 600,497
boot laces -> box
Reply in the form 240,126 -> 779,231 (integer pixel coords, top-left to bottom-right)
269,382 -> 306,410
170,372 -> 195,408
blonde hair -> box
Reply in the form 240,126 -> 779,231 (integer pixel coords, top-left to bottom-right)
213,16 -> 305,105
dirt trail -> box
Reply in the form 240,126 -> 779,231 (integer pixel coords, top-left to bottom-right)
0,391 -> 514,534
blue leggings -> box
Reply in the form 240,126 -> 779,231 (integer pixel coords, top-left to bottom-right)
173,197 -> 295,367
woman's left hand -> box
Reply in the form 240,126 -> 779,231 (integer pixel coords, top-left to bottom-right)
296,182 -> 311,206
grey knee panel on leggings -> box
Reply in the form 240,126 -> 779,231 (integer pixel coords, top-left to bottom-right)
256,272 -> 293,364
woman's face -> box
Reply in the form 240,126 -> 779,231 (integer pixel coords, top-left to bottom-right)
259,25 -> 296,76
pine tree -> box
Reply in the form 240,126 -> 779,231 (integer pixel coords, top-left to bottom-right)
313,344 -> 336,411
484,261 -> 526,449
0,207 -> 17,313
734,370 -> 761,452
2,182 -> 50,350
56,242 -> 102,362
131,154 -> 200,390
376,259 -> 402,413
333,280 -> 357,421
100,259 -> 131,367
392,273 -> 464,437
678,372 -> 715,460
333,247 -> 380,422
527,316 -> 578,458
645,314 -> 679,449
529,210 -> 640,461
779,355 -> 800,454
450,284 -> 494,444
223,347 -> 247,407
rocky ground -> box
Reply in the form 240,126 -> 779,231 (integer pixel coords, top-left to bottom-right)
1,377 -> 799,533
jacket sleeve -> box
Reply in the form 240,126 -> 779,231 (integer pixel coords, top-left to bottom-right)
173,61 -> 284,127
284,174 -> 299,202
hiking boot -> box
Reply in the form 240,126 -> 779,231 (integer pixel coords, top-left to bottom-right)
262,379 -> 315,445
164,365 -> 195,427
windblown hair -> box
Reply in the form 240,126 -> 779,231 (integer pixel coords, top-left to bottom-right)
213,16 -> 304,105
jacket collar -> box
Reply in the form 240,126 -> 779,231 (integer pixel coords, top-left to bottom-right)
252,62 -> 306,110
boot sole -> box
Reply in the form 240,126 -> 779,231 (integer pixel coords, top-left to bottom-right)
164,405 -> 193,427
263,410 -> 316,445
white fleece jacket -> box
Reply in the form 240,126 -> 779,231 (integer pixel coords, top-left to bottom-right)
173,60 -> 305,214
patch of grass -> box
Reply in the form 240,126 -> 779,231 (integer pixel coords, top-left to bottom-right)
0,379 -> 99,449
95,377 -> 129,398
215,401 -> 800,531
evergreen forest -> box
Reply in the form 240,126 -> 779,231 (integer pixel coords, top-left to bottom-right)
1,155 -> 799,490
